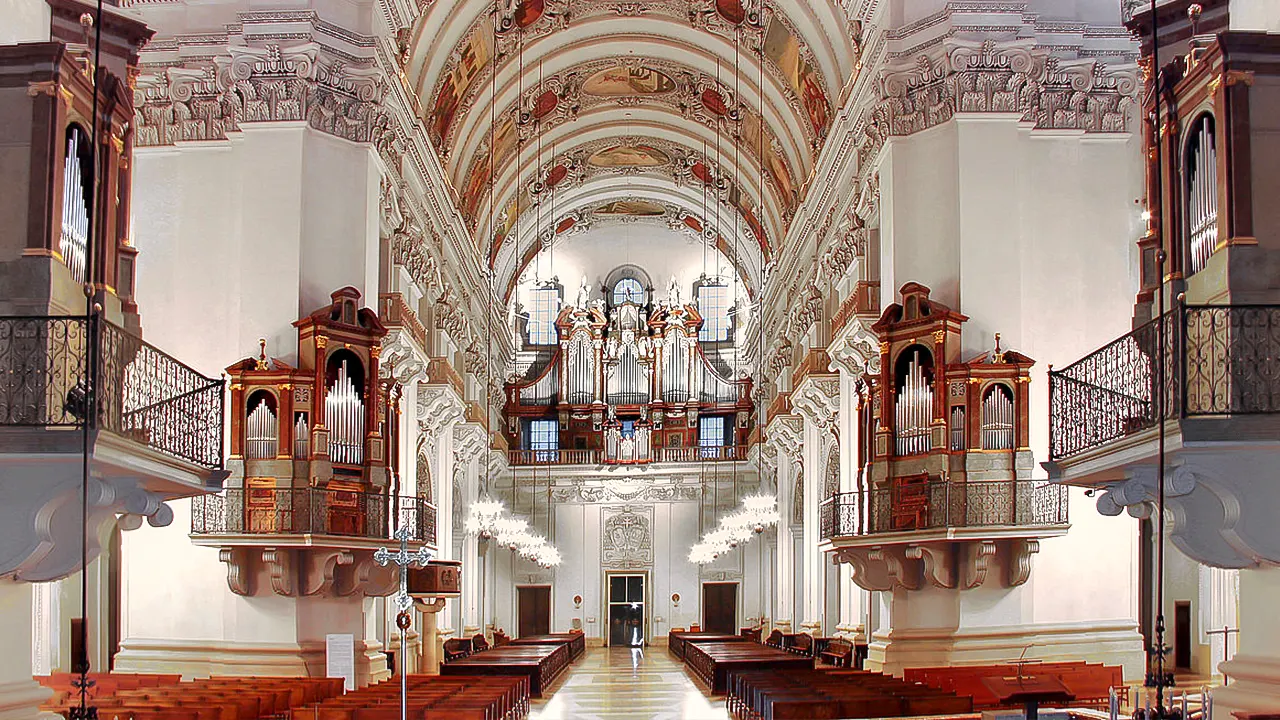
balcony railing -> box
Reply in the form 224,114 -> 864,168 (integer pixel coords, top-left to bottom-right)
818,481 -> 1069,541
0,315 -> 224,468
190,488 -> 436,545
1049,304 -> 1280,461
506,445 -> 748,466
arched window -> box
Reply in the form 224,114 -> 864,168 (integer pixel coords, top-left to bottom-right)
893,345 -> 934,456
526,283 -> 561,345
696,282 -> 730,341
612,277 -> 644,305
1185,113 -> 1218,275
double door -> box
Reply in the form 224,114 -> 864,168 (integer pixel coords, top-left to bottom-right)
607,574 -> 645,647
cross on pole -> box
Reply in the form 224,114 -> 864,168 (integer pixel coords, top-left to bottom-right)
1205,626 -> 1240,684
375,525 -> 434,720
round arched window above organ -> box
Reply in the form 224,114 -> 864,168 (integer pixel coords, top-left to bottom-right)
612,277 -> 645,306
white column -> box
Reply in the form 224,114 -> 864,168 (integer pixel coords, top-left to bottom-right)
772,445 -> 794,632
0,580 -> 52,720
460,450 -> 481,635
1215,565 -> 1280,714
835,368 -> 865,641
800,417 -> 823,635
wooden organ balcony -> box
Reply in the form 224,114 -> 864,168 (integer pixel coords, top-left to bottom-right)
504,299 -> 752,466
822,284 -> 1067,593
190,288 -> 434,597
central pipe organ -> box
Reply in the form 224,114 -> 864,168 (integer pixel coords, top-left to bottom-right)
505,295 -> 752,464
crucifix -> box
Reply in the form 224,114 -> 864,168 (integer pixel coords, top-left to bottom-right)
375,525 -> 434,720
1205,626 -> 1240,684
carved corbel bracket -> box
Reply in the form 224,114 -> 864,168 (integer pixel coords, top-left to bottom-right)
219,547 -> 256,595
906,543 -> 957,589
835,546 -> 921,591
1005,539 -> 1040,587
963,540 -> 997,589
301,550 -> 354,596
346,553 -> 399,597
262,548 -> 296,596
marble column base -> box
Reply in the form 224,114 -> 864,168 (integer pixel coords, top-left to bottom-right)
0,680 -> 56,720
113,638 -> 389,687
1213,654 -> 1280,715
864,620 -> 1144,680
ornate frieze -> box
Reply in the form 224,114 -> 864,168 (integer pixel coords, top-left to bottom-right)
549,478 -> 703,504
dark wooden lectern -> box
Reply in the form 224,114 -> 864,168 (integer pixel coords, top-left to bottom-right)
981,675 -> 1074,720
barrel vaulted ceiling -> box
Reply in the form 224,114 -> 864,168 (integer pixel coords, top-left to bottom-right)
402,0 -> 863,298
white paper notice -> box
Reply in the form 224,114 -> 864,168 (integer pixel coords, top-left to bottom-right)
326,633 -> 355,692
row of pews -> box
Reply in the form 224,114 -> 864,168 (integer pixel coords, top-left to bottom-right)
904,661 -> 1124,709
291,674 -> 528,720
727,669 -> 973,720
37,674 -> 345,720
439,631 -> 583,698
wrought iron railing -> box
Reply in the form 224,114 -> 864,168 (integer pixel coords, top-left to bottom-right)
1049,304 -> 1280,460
505,444 -> 749,465
818,481 -> 1069,541
190,488 -> 436,545
0,315 -> 224,468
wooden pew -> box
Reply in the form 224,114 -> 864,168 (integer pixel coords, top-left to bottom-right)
818,639 -> 853,668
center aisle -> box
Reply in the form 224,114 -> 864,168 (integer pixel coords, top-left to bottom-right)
528,646 -> 730,720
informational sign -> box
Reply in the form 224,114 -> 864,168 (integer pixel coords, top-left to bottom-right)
326,633 -> 355,692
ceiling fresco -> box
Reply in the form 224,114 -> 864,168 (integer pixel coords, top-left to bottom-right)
405,0 -> 862,297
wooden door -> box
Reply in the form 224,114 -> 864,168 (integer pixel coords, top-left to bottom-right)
517,586 -> 551,638
702,582 -> 737,634
1175,601 -> 1192,670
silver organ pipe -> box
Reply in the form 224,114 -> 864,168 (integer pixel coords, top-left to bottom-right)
699,359 -> 736,403
245,397 -> 278,459
293,413 -> 309,458
61,130 -> 89,285
566,332 -> 595,404
981,386 -> 1014,450
520,363 -> 560,406
950,406 -> 965,451
607,343 -> 648,405
325,359 -> 364,464
1188,116 -> 1218,275
663,328 -> 691,403
894,349 -> 933,456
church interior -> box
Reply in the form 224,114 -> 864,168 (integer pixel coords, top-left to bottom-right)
2,0 -> 1280,718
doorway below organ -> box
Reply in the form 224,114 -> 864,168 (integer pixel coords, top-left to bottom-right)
607,574 -> 646,647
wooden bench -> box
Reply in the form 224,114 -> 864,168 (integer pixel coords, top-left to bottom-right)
819,639 -> 853,668
726,667 -> 972,719
903,661 -> 1123,710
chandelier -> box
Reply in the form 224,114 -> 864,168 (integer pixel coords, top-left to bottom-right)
688,494 -> 779,564
465,498 -> 562,568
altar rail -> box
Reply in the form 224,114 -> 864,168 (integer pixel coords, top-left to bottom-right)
0,315 -> 224,468
819,480 -> 1068,541
1049,304 -> 1280,460
190,488 -> 436,545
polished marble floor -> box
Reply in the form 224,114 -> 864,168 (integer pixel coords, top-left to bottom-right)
529,646 -> 730,720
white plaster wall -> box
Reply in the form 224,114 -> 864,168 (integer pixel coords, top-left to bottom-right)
0,0 -> 48,44
123,125 -> 382,659
879,117 -> 1144,640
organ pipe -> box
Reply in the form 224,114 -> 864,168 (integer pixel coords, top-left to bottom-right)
326,359 -> 364,464
61,130 -> 89,285
565,332 -> 595,404
663,328 -> 691,403
245,397 -> 278,459
294,413 -> 309,458
521,364 -> 560,405
981,386 -> 1014,450
894,349 -> 932,456
949,406 -> 965,451
1188,115 -> 1218,275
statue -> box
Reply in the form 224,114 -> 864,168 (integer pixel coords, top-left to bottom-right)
577,275 -> 591,309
